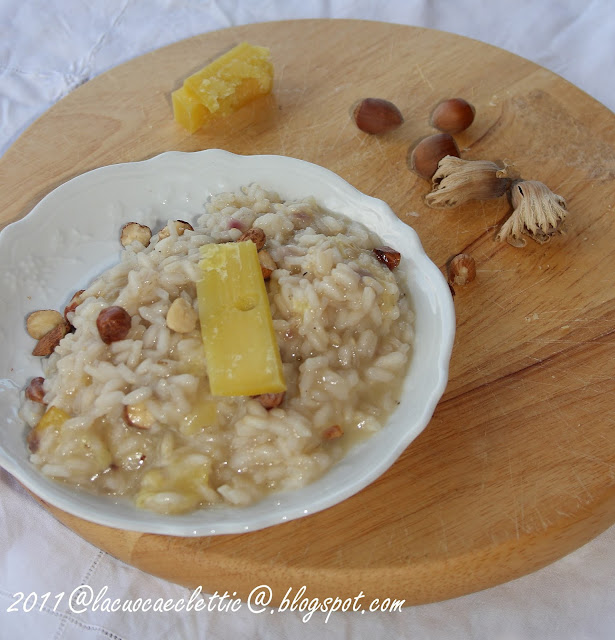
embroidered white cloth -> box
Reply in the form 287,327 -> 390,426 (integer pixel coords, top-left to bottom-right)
1,1 -> 614,638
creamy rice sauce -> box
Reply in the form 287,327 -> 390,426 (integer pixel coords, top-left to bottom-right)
20,185 -> 414,514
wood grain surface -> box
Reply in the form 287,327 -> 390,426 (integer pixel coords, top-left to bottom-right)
3,19 -> 615,605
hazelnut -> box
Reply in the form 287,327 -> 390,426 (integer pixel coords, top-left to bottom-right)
64,289 -> 86,325
32,322 -> 69,356
238,227 -> 266,251
120,222 -> 152,248
26,309 -> 65,340
25,377 -> 46,404
158,220 -> 194,240
409,133 -> 460,180
258,250 -> 277,280
430,98 -> 476,134
254,392 -> 285,409
323,424 -> 344,440
123,403 -> 154,430
96,306 -> 131,344
26,429 -> 40,453
352,98 -> 404,134
166,297 -> 197,333
373,246 -> 401,270
448,254 -> 476,285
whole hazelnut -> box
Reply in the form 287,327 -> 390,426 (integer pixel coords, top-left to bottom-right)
448,253 -> 476,285
430,98 -> 475,134
409,133 -> 460,180
96,306 -> 132,344
352,98 -> 404,134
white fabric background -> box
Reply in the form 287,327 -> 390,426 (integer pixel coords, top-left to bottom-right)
1,1 -> 614,638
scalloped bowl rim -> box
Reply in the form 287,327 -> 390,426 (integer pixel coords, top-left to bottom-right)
0,149 -> 455,536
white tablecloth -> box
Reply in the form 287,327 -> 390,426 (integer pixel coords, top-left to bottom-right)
2,1 -> 614,638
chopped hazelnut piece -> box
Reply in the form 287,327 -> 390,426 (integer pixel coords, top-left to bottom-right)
26,309 -> 65,340
158,220 -> 194,240
64,289 -> 86,325
448,254 -> 476,285
373,246 -> 401,270
123,403 -> 154,430
258,250 -> 277,280
32,322 -> 70,356
26,429 -> 40,453
254,392 -> 285,409
166,297 -> 197,333
25,377 -> 46,404
323,424 -> 344,440
120,222 -> 152,248
238,227 -> 266,251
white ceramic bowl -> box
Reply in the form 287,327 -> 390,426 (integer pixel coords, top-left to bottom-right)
0,150 -> 455,536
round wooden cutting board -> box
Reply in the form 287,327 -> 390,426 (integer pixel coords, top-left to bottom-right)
3,20 -> 615,605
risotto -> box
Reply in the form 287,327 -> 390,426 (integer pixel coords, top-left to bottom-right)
20,184 -> 414,514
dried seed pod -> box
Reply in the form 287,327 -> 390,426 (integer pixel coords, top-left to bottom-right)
352,98 -> 404,134
409,133 -> 460,180
430,98 -> 475,134
497,180 -> 568,247
448,254 -> 476,285
426,157 -> 519,208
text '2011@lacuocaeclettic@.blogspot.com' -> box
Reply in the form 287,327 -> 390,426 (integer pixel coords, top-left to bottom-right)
7,584 -> 406,623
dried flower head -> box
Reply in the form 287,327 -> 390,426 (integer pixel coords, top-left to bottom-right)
496,180 -> 567,247
425,157 -> 519,208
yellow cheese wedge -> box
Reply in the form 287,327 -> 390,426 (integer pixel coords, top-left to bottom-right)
173,42 -> 274,132
171,86 -> 208,134
197,241 -> 286,397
